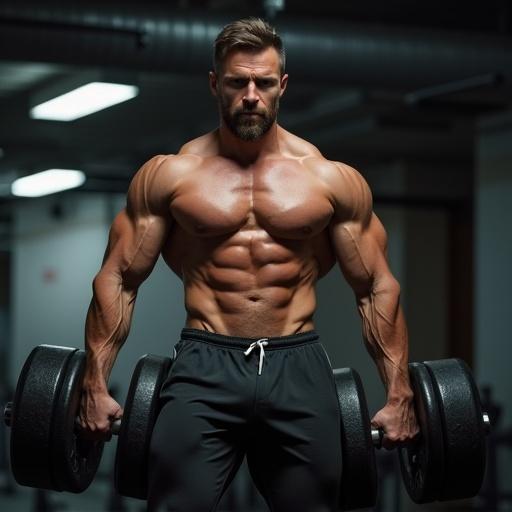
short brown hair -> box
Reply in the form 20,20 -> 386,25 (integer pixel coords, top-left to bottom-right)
213,18 -> 286,75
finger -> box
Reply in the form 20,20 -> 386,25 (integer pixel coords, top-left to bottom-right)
75,417 -> 87,431
370,419 -> 382,430
109,412 -> 123,423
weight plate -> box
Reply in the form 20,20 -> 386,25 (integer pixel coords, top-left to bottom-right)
333,367 -> 377,511
424,359 -> 486,501
51,349 -> 104,492
115,354 -> 171,499
10,345 -> 75,490
398,362 -> 445,503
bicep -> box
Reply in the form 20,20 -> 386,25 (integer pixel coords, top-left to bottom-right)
329,213 -> 394,297
100,208 -> 170,289
98,156 -> 172,288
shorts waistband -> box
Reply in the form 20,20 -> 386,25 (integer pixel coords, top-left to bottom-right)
180,328 -> 319,350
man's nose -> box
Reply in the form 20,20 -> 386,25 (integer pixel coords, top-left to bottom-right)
242,82 -> 259,107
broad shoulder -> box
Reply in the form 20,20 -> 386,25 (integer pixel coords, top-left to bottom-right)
303,157 -> 373,224
132,153 -> 203,188
127,152 -> 203,215
131,128 -> 232,191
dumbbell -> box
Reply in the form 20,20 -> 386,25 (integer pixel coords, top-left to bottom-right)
6,345 -> 491,511
3,344 -> 170,499
333,359 -> 490,511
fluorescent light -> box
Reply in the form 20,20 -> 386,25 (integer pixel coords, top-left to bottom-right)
30,82 -> 139,121
12,169 -> 86,197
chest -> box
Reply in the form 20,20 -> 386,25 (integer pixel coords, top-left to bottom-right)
170,163 -> 334,238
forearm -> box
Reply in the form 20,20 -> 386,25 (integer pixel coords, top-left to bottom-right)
84,269 -> 137,392
357,277 -> 412,403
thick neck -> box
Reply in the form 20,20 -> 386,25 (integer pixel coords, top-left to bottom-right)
216,122 -> 281,166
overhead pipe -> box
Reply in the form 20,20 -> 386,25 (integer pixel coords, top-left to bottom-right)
0,4 -> 511,88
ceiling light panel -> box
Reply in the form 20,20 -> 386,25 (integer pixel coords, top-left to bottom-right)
30,82 -> 139,121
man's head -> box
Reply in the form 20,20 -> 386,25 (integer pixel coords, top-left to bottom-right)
210,18 -> 288,141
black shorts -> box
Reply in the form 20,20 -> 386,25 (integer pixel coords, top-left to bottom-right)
148,328 -> 342,512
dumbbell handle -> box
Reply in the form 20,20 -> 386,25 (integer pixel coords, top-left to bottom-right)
370,411 -> 491,448
371,428 -> 384,447
4,401 -> 122,436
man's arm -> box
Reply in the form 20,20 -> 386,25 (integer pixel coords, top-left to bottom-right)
327,161 -> 418,447
80,155 -> 173,433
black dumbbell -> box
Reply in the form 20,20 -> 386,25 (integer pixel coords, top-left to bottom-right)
332,359 -> 490,511
4,344 -> 170,498
7,345 -> 490,509
397,359 -> 490,503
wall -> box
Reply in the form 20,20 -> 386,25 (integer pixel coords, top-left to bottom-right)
475,113 -> 512,425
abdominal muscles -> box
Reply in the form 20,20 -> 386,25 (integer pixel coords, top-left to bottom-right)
179,228 -> 319,337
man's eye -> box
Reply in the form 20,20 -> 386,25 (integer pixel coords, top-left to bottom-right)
229,79 -> 245,87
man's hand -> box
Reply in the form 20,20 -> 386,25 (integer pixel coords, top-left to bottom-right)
78,388 -> 123,442
371,398 -> 419,450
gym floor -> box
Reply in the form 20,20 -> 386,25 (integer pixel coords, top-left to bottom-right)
0,481 -> 479,512
0,451 -> 270,512
0,480 -> 144,512
0,448 -> 481,512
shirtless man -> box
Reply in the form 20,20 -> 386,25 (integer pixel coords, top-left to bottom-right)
80,18 -> 418,512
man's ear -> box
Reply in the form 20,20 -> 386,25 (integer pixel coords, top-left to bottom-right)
279,73 -> 289,97
209,71 -> 218,97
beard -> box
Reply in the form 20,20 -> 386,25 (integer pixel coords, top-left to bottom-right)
219,93 -> 280,141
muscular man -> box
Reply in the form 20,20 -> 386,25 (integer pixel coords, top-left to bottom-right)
80,18 -> 418,512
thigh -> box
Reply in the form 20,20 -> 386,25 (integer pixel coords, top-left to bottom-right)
147,398 -> 245,512
247,342 -> 342,512
147,342 -> 248,512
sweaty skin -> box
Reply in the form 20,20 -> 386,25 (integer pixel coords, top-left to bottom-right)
80,47 -> 419,449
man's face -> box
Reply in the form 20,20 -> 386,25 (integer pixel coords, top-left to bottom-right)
209,47 -> 288,141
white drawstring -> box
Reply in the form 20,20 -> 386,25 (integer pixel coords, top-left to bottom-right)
244,338 -> 269,375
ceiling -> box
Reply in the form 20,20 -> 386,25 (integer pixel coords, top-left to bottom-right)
0,0 -> 511,210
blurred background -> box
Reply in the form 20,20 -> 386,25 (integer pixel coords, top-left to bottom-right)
0,0 -> 511,510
